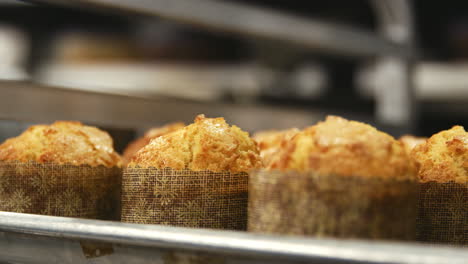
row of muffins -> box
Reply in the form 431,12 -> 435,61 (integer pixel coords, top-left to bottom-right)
0,115 -> 465,243
123,115 -> 466,184
254,116 -> 466,184
2,115 -> 461,183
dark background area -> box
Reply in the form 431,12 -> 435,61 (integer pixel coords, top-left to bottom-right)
0,0 -> 467,140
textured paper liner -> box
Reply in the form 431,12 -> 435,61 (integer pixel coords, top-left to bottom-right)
121,167 -> 248,230
417,182 -> 467,245
0,161 -> 121,220
248,170 -> 418,240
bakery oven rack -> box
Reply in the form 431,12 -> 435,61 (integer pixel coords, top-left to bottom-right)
0,79 -> 325,132
5,0 -> 415,134
31,0 -> 410,57
0,212 -> 466,264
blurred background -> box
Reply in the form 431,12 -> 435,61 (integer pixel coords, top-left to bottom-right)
0,0 -> 467,151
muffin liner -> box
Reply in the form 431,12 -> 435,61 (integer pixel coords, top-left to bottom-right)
248,170 -> 418,240
417,182 -> 467,245
121,167 -> 248,230
0,161 -> 121,220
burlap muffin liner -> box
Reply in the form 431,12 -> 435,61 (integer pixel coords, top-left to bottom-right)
0,161 -> 121,220
121,167 -> 248,230
248,170 -> 418,240
417,182 -> 467,245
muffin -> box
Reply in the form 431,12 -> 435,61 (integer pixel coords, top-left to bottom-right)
0,121 -> 122,219
122,122 -> 184,164
399,135 -> 427,155
123,114 -> 261,229
0,121 -> 121,166
253,128 -> 299,167
249,116 -> 418,240
411,126 -> 467,244
270,116 -> 416,179
411,126 -> 467,183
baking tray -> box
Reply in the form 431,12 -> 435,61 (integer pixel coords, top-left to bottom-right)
0,212 -> 466,264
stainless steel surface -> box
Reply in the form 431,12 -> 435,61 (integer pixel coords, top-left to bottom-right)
0,0 -> 30,5
0,80 -> 323,131
28,0 -> 411,57
0,212 -> 467,264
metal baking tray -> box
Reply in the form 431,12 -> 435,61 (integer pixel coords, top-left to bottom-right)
0,212 -> 466,264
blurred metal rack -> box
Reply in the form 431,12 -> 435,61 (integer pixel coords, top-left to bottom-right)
19,0 -> 415,134
5,0 -> 416,133
0,0 -> 30,5
32,0 -> 412,58
0,212 -> 467,264
0,80 -> 324,131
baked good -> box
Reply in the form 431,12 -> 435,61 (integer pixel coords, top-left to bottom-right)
122,122 -> 184,164
249,116 -> 418,240
0,121 -> 122,219
411,126 -> 467,183
253,128 -> 299,167
0,121 -> 122,167
123,114 -> 260,229
270,115 -> 416,180
413,126 -> 467,244
129,114 -> 262,172
399,135 -> 427,154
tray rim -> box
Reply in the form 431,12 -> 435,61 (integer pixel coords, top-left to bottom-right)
0,212 -> 466,264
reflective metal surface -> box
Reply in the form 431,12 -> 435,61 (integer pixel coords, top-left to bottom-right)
0,212 -> 466,264
0,80 -> 323,131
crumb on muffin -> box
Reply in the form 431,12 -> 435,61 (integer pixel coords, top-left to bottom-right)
253,128 -> 300,167
399,135 -> 427,154
122,122 -> 185,164
129,114 -> 262,173
411,126 -> 467,183
0,121 -> 122,167
270,116 -> 416,180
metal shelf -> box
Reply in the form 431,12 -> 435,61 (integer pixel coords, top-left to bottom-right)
0,80 -> 325,131
28,0 -> 411,58
0,212 -> 466,264
0,0 -> 30,5
18,0 -> 416,134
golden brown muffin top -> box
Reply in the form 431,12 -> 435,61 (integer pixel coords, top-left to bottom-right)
411,126 -> 468,183
144,123 -> 185,139
399,135 -> 427,154
270,116 -> 416,180
129,115 -> 262,173
122,122 -> 185,164
0,121 -> 122,167
253,128 -> 300,168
